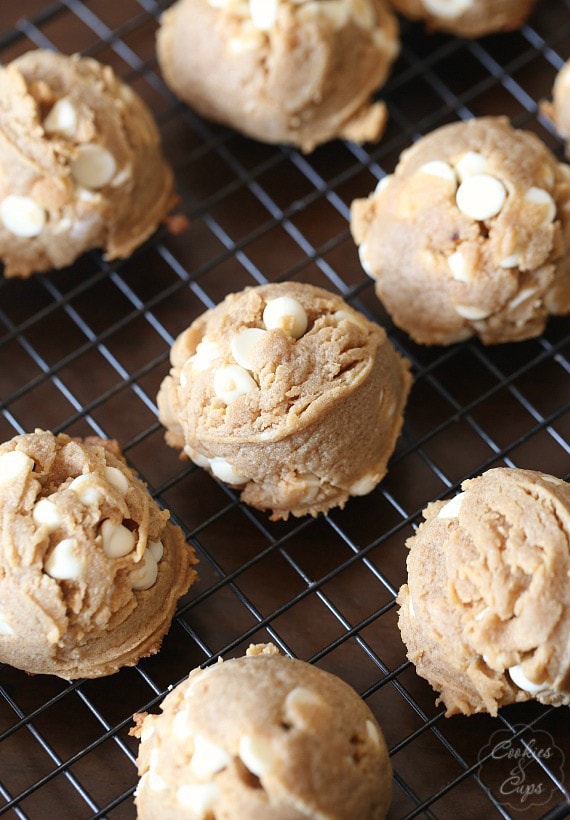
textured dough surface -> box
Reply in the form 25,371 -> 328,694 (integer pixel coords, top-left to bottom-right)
398,468 -> 570,716
0,49 -> 176,278
387,0 -> 537,37
156,0 -> 399,153
351,117 -> 570,345
0,430 -> 197,678
157,282 -> 412,520
133,643 -> 392,819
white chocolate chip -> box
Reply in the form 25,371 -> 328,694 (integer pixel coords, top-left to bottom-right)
148,748 -> 167,792
0,451 -> 34,486
100,519 -> 135,558
213,364 -> 257,405
456,174 -> 507,221
418,160 -> 457,186
454,304 -> 491,320
262,296 -> 308,338
176,783 -> 220,816
508,287 -> 538,311
43,97 -> 77,138
184,446 -> 211,469
0,617 -> 14,636
188,340 -> 222,373
69,474 -> 103,505
172,709 -> 192,740
104,466 -> 129,496
140,718 -> 157,743
499,253 -> 520,269
130,548 -> 159,590
230,328 -> 267,371
349,473 -> 378,496
209,457 -> 249,486
0,195 -> 46,238
148,540 -> 164,562
437,491 -> 466,519
249,0 -> 278,30
239,734 -> 275,777
358,243 -> 375,279
110,164 -> 132,188
454,151 -> 486,181
375,175 -> 392,193
284,686 -> 324,726
423,0 -> 471,18
53,217 -> 72,235
366,719 -> 381,748
45,538 -> 86,580
190,735 -> 231,778
70,144 -> 117,190
474,606 -> 489,622
524,187 -> 556,226
508,664 -> 550,694
448,250 -> 470,282
33,499 -> 61,532
409,596 -> 415,618
299,474 -> 321,504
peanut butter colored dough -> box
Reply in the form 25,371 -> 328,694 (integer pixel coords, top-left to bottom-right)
0,49 -> 176,278
157,282 -> 412,521
0,430 -> 197,679
542,59 -> 570,159
156,0 -> 399,153
398,468 -> 570,717
351,117 -> 570,345
387,0 -> 537,37
132,643 -> 392,819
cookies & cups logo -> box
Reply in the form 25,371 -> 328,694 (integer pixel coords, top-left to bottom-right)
478,725 -> 565,812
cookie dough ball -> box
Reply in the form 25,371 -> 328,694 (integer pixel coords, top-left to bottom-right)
156,0 -> 399,153
543,59 -> 570,158
351,117 -> 570,345
387,0 -> 537,37
398,468 -> 570,716
157,282 -> 412,521
0,49 -> 176,278
133,643 -> 392,819
0,430 -> 197,678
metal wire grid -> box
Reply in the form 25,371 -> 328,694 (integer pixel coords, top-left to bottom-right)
0,0 -> 569,817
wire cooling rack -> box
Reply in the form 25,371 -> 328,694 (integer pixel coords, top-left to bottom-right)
0,1 -> 569,818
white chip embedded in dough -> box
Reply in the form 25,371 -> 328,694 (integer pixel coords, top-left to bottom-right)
239,734 -> 275,776
0,195 -> 46,238
190,735 -> 231,778
524,187 -> 556,225
213,364 -> 257,405
176,782 -> 220,816
437,491 -> 466,519
100,519 -> 136,558
454,303 -> 491,320
70,144 -> 117,190
43,97 -> 77,138
418,160 -> 457,186
104,466 -> 129,496
0,451 -> 35,485
209,457 -> 249,486
69,474 -> 103,505
130,548 -> 159,590
230,327 -> 267,371
45,538 -> 86,580
423,0 -> 471,18
456,174 -> 507,221
33,499 -> 61,531
249,0 -> 278,30
448,249 -> 469,281
508,663 -> 550,694
454,151 -> 486,181
263,296 -> 308,338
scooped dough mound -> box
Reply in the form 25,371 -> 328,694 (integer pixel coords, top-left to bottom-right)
398,468 -> 570,716
387,0 -> 538,37
156,0 -> 399,153
0,430 -> 197,679
542,59 -> 570,158
132,643 -> 392,819
157,282 -> 412,521
0,49 -> 176,278
350,117 -> 570,345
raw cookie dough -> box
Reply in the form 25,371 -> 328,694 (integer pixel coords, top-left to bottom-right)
351,117 -> 570,345
132,643 -> 392,819
542,59 -> 570,159
397,468 -> 570,716
0,429 -> 197,678
387,0 -> 537,37
0,49 -> 176,278
157,282 -> 412,521
156,0 -> 399,153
